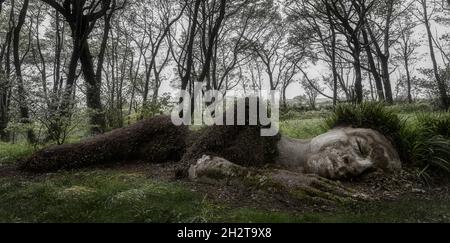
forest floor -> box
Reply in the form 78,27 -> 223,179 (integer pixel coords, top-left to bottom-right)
0,114 -> 449,223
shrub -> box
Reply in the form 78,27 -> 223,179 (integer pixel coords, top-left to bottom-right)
325,103 -> 403,132
280,107 -> 332,121
388,102 -> 435,114
280,109 -> 302,121
410,113 -> 450,176
412,137 -> 450,175
301,109 -> 333,120
140,94 -> 172,119
415,112 -> 450,139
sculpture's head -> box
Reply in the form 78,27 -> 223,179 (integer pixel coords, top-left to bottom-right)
305,128 -> 402,180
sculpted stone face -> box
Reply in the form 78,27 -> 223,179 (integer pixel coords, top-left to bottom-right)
277,128 -> 402,180
189,128 -> 402,181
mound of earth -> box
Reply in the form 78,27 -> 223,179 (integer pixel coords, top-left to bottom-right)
20,116 -> 188,173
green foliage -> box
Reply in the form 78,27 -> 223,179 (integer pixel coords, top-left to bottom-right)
124,95 -> 173,127
412,137 -> 450,176
5,107 -> 89,146
410,113 -> 450,176
415,112 -> 450,139
0,142 -> 35,165
325,102 -> 403,133
388,102 -> 435,114
325,102 -> 406,155
5,122 -> 35,139
41,108 -> 89,145
280,108 -> 332,121
140,94 -> 172,119
280,119 -> 327,139
280,109 -> 302,121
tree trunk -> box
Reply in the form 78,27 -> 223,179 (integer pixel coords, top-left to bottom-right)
0,73 -> 9,141
353,43 -> 363,104
181,0 -> 201,91
152,64 -> 160,105
13,0 -> 36,143
326,6 -> 339,106
40,0 -> 114,133
380,56 -> 393,104
330,42 -> 338,105
59,28 -> 81,118
53,11 -> 62,100
49,10 -> 63,121
0,0 -> 13,142
96,12 -> 113,86
422,0 -> 449,110
404,56 -> 413,103
362,28 -> 385,101
368,72 -> 375,101
366,22 -> 393,104
198,0 -> 226,87
80,39 -> 106,134
381,1 -> 394,104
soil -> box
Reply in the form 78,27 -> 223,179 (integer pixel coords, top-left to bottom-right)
344,167 -> 450,201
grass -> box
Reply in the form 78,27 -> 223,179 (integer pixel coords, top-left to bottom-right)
0,170 -> 209,223
280,118 -> 327,139
0,138 -> 83,166
0,169 -> 448,223
408,112 -> 450,176
0,142 -> 35,166
415,112 -> 450,139
219,199 -> 450,223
